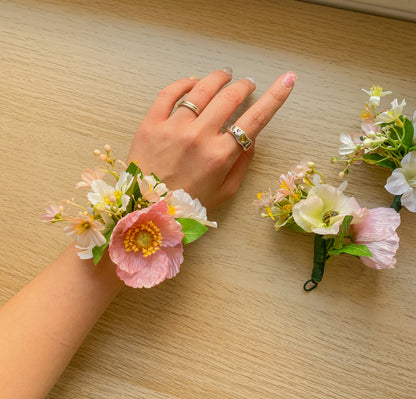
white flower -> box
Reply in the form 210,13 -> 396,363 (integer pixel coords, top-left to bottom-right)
88,172 -> 133,212
362,85 -> 391,107
76,242 -> 95,260
292,184 -> 361,235
167,189 -> 217,228
385,151 -> 416,212
375,98 -> 406,125
339,133 -> 358,155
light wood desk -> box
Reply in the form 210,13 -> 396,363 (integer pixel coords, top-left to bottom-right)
1,1 -> 415,398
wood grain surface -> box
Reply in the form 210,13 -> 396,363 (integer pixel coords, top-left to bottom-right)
1,0 -> 415,398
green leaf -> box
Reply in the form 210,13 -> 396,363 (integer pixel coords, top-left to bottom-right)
329,243 -> 372,257
125,161 -> 139,176
363,153 -> 396,170
402,116 -> 414,149
176,218 -> 208,245
390,194 -> 402,212
92,228 -> 114,265
311,234 -> 328,282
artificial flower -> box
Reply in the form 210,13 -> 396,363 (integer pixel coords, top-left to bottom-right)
275,172 -> 297,201
109,200 -> 184,288
362,85 -> 391,107
138,175 -> 168,203
351,207 -> 400,269
339,133 -> 359,156
63,215 -> 106,248
385,151 -> 416,212
40,204 -> 63,222
253,188 -> 274,208
375,98 -> 406,126
75,166 -> 106,189
292,183 -> 361,235
167,189 -> 217,228
88,171 -> 134,212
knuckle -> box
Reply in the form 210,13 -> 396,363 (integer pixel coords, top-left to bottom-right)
269,87 -> 286,103
249,109 -> 268,130
193,83 -> 211,99
220,87 -> 242,106
157,87 -> 173,100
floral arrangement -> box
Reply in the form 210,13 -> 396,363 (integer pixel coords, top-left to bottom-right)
333,85 -> 416,212
254,162 -> 400,291
41,145 -> 216,288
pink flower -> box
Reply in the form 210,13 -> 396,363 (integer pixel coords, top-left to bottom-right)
275,172 -> 297,201
40,204 -> 62,222
109,200 -> 184,288
75,167 -> 106,188
351,207 -> 400,270
63,215 -> 106,248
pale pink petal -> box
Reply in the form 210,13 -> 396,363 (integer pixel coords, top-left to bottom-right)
353,208 -> 400,241
359,237 -> 399,270
164,244 -> 184,279
40,204 -> 61,222
116,250 -> 169,288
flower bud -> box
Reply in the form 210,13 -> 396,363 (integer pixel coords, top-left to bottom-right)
307,161 -> 315,169
99,154 -> 107,162
104,144 -> 111,152
93,149 -> 101,156
339,171 -> 345,178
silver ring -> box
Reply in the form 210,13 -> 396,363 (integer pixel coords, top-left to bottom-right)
178,100 -> 200,116
227,125 -> 253,151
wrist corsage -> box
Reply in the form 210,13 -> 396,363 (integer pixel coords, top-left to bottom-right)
334,85 -> 416,212
254,162 -> 400,291
41,145 -> 216,288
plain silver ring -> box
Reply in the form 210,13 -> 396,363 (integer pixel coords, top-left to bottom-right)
178,100 -> 201,116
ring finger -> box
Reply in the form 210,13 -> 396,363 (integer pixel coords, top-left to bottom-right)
171,68 -> 233,121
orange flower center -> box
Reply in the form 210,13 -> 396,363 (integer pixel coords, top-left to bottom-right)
124,221 -> 162,257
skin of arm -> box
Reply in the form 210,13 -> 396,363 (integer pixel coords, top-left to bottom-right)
0,245 -> 122,398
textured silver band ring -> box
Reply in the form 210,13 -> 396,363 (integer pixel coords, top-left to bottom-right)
178,100 -> 201,116
227,125 -> 253,151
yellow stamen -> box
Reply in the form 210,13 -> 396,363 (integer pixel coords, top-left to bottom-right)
280,181 -> 290,191
123,221 -> 162,257
266,206 -> 275,220
361,104 -> 371,120
75,222 -> 90,235
168,205 -> 176,215
283,204 -> 292,212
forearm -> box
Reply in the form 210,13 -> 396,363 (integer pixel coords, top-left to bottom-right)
0,244 -> 123,399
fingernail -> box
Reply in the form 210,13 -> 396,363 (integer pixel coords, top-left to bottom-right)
188,76 -> 200,81
222,66 -> 233,76
282,71 -> 297,88
244,77 -> 256,85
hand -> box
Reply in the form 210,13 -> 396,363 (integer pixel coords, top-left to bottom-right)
128,68 -> 296,209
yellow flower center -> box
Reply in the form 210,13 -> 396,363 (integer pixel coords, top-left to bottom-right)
75,222 -> 90,235
124,221 -> 162,257
280,181 -> 291,191
322,210 -> 339,226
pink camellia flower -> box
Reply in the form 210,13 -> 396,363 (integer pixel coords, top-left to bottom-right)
109,200 -> 184,288
351,207 -> 400,270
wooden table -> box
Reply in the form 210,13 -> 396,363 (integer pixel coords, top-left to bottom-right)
1,1 -> 415,397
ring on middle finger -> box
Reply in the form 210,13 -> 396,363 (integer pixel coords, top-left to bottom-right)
178,100 -> 201,116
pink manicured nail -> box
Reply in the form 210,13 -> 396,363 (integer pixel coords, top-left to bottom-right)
282,71 -> 297,88
222,66 -> 233,76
